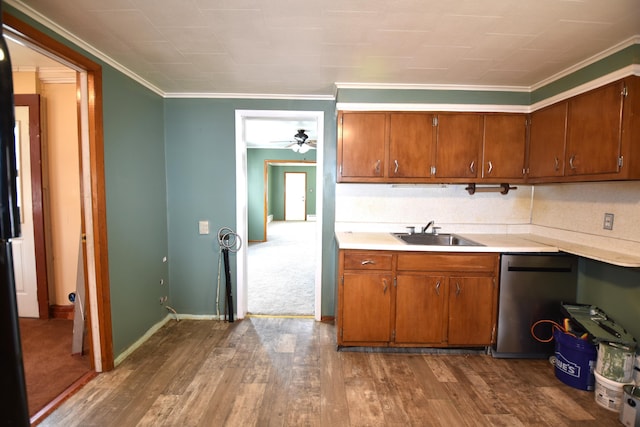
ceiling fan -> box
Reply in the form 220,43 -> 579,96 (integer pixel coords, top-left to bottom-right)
288,129 -> 316,153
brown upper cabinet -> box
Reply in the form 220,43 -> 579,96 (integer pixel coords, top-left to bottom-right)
338,111 -> 520,183
433,113 -> 483,181
528,102 -> 568,180
482,114 -> 527,182
337,111 -> 436,182
337,112 -> 387,180
338,76 -> 640,185
528,76 -> 640,183
389,113 -> 435,179
566,79 -> 625,177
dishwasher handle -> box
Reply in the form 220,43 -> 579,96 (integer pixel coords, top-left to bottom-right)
507,265 -> 573,273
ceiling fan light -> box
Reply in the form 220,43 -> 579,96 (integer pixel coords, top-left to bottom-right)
290,144 -> 300,153
298,143 -> 310,154
294,129 -> 308,143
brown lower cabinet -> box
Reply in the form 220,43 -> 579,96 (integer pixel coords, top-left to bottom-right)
337,250 -> 499,348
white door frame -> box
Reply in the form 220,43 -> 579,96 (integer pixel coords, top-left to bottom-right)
235,110 -> 324,321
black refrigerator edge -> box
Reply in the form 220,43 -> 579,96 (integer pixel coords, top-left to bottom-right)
0,2 -> 31,425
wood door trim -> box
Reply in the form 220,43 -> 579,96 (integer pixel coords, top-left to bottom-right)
4,11 -> 114,371
14,94 -> 48,319
261,159 -> 315,242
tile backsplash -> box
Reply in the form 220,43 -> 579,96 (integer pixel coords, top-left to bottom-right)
335,183 -> 533,233
335,181 -> 640,248
531,181 -> 640,244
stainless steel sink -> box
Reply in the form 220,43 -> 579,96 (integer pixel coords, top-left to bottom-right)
392,232 -> 483,246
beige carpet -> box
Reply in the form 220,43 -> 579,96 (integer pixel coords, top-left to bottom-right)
247,221 -> 315,315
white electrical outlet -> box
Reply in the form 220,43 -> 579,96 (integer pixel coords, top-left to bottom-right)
603,213 -> 614,230
198,220 -> 210,235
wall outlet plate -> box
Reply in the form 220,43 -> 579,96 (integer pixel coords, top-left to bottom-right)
603,213 -> 614,230
198,220 -> 210,235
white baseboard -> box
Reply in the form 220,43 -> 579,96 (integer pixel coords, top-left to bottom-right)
114,314 -> 172,366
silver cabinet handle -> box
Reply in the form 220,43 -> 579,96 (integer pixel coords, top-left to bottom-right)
382,278 -> 388,294
394,159 -> 399,174
554,156 -> 559,171
361,260 -> 376,265
569,155 -> 576,170
435,281 -> 441,296
469,160 -> 475,174
375,160 -> 381,174
487,161 -> 493,175
455,282 -> 461,296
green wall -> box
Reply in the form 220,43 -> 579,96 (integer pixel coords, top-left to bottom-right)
102,66 -> 168,357
578,259 -> 640,342
247,148 -> 316,242
336,87 -> 531,105
164,99 -> 336,317
269,165 -> 317,221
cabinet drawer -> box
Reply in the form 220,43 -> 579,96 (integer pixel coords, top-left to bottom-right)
343,252 -> 393,270
397,253 -> 497,272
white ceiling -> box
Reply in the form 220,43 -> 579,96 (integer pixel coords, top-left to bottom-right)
5,0 -> 640,98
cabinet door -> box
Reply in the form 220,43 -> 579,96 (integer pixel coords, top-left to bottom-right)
395,274 -> 447,344
389,113 -> 435,178
341,272 -> 392,343
529,102 -> 568,179
434,114 -> 482,179
447,276 -> 495,346
566,80 -> 624,176
338,112 -> 387,180
482,114 -> 526,180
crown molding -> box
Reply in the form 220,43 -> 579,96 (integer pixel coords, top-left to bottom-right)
335,102 -> 529,113
163,92 -> 335,101
37,66 -> 75,84
335,82 -> 530,93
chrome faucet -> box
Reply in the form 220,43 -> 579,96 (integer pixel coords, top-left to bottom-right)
421,221 -> 435,234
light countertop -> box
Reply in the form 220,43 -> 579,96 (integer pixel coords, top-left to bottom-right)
335,231 -> 640,267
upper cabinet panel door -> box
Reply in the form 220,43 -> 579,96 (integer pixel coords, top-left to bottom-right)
529,102 -> 568,179
434,114 -> 482,179
388,113 -> 435,179
482,114 -> 527,181
338,112 -> 388,181
566,80 -> 625,176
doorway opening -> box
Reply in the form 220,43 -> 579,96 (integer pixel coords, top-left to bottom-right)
3,10 -> 113,422
248,162 -> 316,316
235,110 -> 324,320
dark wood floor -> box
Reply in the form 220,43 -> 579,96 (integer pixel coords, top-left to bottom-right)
41,318 -> 620,426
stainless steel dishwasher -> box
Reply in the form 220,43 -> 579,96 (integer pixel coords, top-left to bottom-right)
492,253 -> 578,358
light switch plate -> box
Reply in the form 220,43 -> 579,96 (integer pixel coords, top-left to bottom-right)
198,220 -> 210,234
603,213 -> 614,230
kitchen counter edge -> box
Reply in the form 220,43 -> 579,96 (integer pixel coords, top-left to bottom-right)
334,231 -> 640,268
